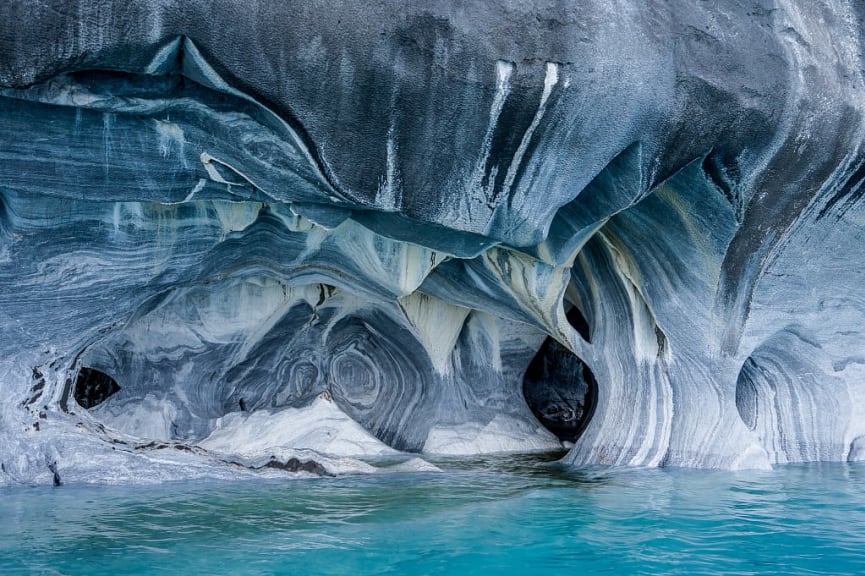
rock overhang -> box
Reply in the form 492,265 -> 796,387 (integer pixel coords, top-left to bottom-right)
1,0 -> 865,483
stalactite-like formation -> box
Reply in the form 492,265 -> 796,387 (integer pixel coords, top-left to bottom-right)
2,0 -> 865,484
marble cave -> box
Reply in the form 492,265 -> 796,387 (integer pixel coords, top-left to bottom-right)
2,0 -> 865,485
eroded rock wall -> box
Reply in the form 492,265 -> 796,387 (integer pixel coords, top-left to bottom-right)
1,0 -> 865,482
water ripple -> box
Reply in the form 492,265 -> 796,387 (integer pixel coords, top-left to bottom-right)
1,460 -> 864,575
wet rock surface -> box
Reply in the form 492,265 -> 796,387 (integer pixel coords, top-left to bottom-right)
259,458 -> 333,477
1,1 -> 865,483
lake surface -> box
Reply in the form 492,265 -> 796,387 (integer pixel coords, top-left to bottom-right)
1,454 -> 864,575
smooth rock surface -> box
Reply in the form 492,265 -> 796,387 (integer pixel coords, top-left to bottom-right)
1,0 -> 865,483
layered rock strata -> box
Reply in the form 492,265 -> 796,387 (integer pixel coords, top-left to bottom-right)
1,1 -> 864,483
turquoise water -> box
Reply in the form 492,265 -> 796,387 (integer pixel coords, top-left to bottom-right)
2,455 -> 864,575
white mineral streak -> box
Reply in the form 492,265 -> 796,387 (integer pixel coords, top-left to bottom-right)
179,39 -> 343,199
199,152 -> 271,196
500,62 -> 558,199
376,119 -> 401,211
467,60 -> 514,205
319,220 -> 445,297
466,311 -> 503,373
155,119 -> 186,163
398,292 -> 470,375
3,3 -> 865,485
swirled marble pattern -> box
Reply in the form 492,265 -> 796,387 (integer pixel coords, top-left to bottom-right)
2,0 -> 865,483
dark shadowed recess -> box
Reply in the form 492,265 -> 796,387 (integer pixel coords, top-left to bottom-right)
565,304 -> 591,343
522,338 -> 597,443
74,367 -> 120,409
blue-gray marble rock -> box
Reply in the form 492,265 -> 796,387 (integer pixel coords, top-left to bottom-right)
1,0 -> 865,483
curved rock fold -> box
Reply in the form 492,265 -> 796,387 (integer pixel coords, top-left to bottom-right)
1,0 -> 865,483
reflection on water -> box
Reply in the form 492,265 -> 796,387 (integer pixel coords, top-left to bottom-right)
1,458 -> 864,575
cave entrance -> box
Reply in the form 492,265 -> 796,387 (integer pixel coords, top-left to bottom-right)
522,337 -> 597,443
565,304 -> 591,343
74,367 -> 120,409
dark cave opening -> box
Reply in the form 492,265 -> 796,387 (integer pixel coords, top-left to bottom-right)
734,357 -> 759,431
565,304 -> 591,343
522,337 -> 597,443
74,367 -> 120,409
